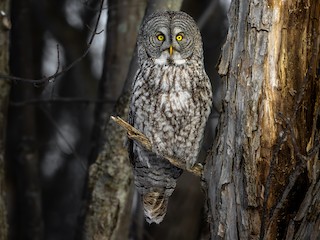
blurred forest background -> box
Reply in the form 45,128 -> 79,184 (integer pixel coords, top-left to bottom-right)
1,0 -> 230,239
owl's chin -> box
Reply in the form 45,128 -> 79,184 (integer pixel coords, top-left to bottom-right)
171,58 -> 186,65
154,54 -> 186,66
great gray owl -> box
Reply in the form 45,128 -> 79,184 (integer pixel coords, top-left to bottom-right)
129,11 -> 212,224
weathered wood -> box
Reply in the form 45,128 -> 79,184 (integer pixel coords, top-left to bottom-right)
0,1 -> 11,238
84,94 -> 134,240
111,116 -> 203,176
205,0 -> 320,239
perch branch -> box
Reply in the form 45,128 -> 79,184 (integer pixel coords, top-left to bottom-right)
111,116 -> 203,177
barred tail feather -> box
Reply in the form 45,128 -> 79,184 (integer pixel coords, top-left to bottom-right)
143,191 -> 168,224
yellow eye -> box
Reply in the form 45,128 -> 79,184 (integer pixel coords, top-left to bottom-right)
157,34 -> 165,41
176,34 -> 183,41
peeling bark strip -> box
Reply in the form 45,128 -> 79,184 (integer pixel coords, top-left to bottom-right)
0,0 -> 10,238
205,0 -> 320,239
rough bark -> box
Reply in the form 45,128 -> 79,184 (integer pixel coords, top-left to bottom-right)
0,0 -> 10,238
205,0 -> 320,239
84,94 -> 134,240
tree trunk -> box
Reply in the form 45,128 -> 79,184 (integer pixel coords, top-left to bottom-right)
83,1 -> 146,239
0,0 -> 11,238
6,0 -> 45,238
205,0 -> 320,239
84,94 -> 134,240
90,0 -> 147,162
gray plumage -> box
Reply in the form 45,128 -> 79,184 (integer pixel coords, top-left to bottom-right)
129,11 -> 212,224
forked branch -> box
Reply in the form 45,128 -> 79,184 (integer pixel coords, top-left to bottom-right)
111,116 -> 203,177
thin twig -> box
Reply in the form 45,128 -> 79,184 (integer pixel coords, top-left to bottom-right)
0,0 -> 106,84
111,116 -> 203,177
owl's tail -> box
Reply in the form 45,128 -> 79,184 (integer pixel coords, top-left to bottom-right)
143,191 -> 168,224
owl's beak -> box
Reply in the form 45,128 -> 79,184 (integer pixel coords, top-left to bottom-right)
169,45 -> 173,56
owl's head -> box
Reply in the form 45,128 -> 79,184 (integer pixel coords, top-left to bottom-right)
137,11 -> 203,66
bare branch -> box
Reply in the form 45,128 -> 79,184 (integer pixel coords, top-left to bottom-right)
0,0 -> 106,84
111,116 -> 203,177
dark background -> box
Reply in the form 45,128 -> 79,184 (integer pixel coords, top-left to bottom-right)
6,0 -> 229,239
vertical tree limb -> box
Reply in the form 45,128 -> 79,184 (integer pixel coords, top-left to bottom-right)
84,94 -> 134,240
6,0 -> 46,238
0,1 -> 11,238
90,0 -> 147,162
84,1 -> 146,239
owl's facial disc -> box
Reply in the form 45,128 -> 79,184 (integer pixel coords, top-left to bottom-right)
153,25 -> 191,66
